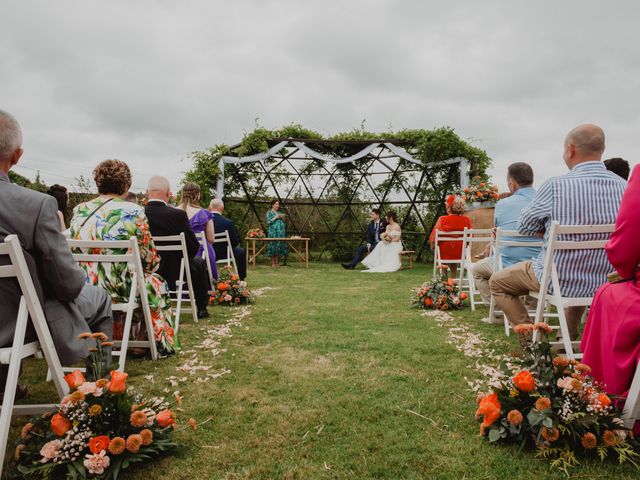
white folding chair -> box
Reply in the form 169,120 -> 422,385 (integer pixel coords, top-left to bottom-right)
213,231 -> 239,275
197,232 -> 217,294
459,228 -> 494,311
531,221 -> 615,359
623,361 -> 640,429
433,229 -> 467,276
0,235 -> 69,477
152,234 -> 198,332
67,238 -> 159,371
489,228 -> 544,336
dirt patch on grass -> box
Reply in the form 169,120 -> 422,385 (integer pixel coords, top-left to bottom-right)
250,345 -> 343,380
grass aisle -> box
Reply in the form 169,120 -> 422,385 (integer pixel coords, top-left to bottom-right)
18,263 -> 639,479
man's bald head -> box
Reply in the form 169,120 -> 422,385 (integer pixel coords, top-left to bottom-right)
209,198 -> 224,213
563,124 -> 605,169
0,109 -> 24,171
147,175 -> 171,202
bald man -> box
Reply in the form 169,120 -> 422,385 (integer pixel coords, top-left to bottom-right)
490,124 -> 627,340
144,176 -> 210,318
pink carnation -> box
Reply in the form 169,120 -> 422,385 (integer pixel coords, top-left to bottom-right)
83,450 -> 110,475
556,376 -> 574,391
77,382 -> 103,397
224,294 -> 232,302
40,439 -> 63,463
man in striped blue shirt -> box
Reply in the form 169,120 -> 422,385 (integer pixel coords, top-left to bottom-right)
489,124 -> 627,338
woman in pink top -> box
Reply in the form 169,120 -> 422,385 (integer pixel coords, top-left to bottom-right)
581,164 -> 640,416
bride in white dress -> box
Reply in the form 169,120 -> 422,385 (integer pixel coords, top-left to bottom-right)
362,211 -> 403,273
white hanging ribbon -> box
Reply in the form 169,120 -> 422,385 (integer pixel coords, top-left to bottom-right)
292,141 -> 380,164
219,141 -> 289,165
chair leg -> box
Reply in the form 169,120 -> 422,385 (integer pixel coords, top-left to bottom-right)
556,306 -> 575,358
0,299 -> 29,476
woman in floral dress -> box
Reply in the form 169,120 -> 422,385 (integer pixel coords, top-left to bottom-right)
266,199 -> 288,267
69,159 -> 175,357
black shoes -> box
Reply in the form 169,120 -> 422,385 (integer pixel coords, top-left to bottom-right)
341,263 -> 354,270
197,309 -> 209,319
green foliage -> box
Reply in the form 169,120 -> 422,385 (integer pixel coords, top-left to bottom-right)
8,170 -> 48,193
181,124 -> 491,208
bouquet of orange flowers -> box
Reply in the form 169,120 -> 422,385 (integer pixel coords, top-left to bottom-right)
246,228 -> 265,239
412,266 -> 468,310
463,176 -> 500,204
210,266 -> 253,305
10,334 -> 186,479
476,323 -> 640,473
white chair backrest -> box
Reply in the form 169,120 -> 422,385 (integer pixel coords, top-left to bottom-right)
493,228 -> 544,271
538,221 -> 615,298
197,232 -> 216,289
0,235 -> 69,398
66,237 -> 158,362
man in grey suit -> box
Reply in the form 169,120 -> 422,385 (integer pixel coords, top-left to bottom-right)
0,110 -> 113,389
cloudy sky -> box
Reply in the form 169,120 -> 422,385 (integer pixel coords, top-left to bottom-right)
2,0 -> 638,192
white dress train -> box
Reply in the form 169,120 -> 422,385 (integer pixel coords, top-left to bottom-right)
361,231 -> 403,273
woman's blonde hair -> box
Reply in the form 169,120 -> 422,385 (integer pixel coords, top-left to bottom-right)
179,182 -> 201,209
449,197 -> 467,215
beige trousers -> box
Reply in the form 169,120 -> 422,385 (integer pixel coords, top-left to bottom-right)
471,257 -> 493,305
489,261 -> 584,339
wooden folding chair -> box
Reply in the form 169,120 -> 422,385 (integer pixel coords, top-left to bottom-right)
0,235 -> 69,477
152,233 -> 198,332
459,228 -> 494,311
213,231 -> 239,275
531,221 -> 615,358
67,238 -> 158,371
197,232 -> 217,294
489,228 -> 544,336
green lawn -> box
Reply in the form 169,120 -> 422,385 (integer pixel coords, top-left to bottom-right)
10,262 -> 640,479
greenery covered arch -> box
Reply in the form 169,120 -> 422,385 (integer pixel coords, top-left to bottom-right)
182,125 -> 491,261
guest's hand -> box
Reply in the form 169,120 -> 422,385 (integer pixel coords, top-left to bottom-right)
366,243 -> 371,252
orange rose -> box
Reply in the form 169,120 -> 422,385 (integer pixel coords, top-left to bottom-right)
552,357 -> 570,368
88,435 -> 110,454
476,393 -> 501,434
447,278 -> 455,286
156,409 -> 176,428
130,410 -> 148,428
459,292 -> 468,300
50,414 -> 71,437
108,437 -> 126,455
476,192 -> 483,197
598,393 -> 612,407
231,274 -> 239,282
108,370 -> 128,394
424,298 -> 433,306
64,370 -> 85,389
512,370 -> 536,392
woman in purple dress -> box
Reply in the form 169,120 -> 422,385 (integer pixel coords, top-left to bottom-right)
178,182 -> 218,280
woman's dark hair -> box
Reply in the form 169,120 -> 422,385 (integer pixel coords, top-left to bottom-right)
270,199 -> 280,207
386,210 -> 398,222
47,184 -> 68,222
93,159 -> 132,195
604,157 -> 630,180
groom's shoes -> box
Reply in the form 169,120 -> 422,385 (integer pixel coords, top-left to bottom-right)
341,263 -> 354,270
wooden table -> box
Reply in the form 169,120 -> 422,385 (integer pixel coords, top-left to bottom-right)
245,237 -> 310,270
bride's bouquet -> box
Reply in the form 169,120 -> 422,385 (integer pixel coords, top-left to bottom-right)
411,266 -> 468,310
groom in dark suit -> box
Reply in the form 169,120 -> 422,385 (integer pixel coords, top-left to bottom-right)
208,198 -> 246,280
342,208 -> 387,270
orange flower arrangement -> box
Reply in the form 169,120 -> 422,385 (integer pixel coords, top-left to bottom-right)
512,370 -> 536,392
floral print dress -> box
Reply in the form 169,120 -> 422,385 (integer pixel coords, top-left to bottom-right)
266,209 -> 288,256
70,197 -> 175,356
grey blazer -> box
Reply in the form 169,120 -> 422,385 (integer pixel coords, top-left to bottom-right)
0,174 -> 95,363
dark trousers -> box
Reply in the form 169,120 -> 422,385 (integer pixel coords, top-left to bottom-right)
347,242 -> 378,268
189,257 -> 210,310
233,246 -> 247,280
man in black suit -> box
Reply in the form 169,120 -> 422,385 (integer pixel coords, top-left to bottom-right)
208,199 -> 246,280
144,176 -> 209,319
342,208 -> 387,269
